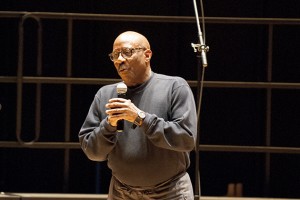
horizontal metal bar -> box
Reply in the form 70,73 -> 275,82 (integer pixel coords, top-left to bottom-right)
1,76 -> 300,89
199,145 -> 300,154
0,141 -> 80,149
1,141 -> 300,154
0,76 -> 121,85
0,11 -> 300,25
0,193 -> 108,200
198,81 -> 300,89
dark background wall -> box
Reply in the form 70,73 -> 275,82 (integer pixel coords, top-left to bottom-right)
0,0 -> 300,198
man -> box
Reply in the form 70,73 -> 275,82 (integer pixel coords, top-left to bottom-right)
79,31 -> 197,200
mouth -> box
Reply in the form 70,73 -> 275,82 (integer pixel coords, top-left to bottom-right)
118,64 -> 127,72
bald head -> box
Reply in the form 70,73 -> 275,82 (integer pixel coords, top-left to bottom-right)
111,31 -> 153,86
113,31 -> 151,50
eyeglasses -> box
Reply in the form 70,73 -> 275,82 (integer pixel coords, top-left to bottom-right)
108,47 -> 146,62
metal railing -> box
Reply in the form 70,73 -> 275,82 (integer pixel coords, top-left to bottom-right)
1,11 -> 300,149
0,11 -> 300,195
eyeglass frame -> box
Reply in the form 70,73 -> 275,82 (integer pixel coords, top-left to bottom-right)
108,47 -> 146,62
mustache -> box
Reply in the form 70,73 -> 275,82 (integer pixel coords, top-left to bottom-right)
118,63 -> 127,71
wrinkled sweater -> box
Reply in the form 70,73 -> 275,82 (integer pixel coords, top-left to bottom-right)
79,72 -> 197,187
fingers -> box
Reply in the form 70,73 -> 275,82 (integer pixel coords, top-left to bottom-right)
108,98 -> 130,103
106,98 -> 131,109
105,98 -> 129,120
107,113 -> 124,127
105,98 -> 137,124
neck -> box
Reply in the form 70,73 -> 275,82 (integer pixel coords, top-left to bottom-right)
124,69 -> 152,87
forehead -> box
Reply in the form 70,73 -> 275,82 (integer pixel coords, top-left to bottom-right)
113,41 -> 136,51
113,34 -> 141,50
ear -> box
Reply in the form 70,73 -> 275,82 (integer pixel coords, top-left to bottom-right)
144,49 -> 152,62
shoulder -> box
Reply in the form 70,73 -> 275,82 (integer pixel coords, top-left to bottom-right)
153,72 -> 189,87
95,82 -> 120,98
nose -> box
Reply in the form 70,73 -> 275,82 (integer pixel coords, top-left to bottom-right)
114,52 -> 126,63
118,52 -> 126,60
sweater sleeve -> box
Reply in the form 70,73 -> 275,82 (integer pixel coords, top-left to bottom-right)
78,95 -> 117,161
142,84 -> 197,152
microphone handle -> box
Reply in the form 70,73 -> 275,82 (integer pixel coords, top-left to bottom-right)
116,92 -> 126,132
117,120 -> 124,132
118,93 -> 126,98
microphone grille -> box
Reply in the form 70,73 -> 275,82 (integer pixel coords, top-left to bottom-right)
116,82 -> 127,94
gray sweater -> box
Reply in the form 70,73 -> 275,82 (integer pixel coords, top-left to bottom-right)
79,72 -> 197,187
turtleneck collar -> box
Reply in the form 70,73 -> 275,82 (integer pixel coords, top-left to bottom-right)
127,71 -> 155,94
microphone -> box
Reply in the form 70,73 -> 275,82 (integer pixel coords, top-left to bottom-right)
116,82 -> 127,132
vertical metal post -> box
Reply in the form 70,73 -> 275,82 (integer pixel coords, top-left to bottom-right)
16,13 -> 42,144
35,16 -> 43,144
16,17 -> 24,144
264,24 -> 273,196
63,18 -> 73,192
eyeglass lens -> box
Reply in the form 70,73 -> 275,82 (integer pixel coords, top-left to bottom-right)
109,48 -> 145,61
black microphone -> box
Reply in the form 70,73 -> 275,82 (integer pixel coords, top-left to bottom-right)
116,82 -> 127,132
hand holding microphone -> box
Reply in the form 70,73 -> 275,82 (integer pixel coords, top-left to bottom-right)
106,82 -> 145,131
105,82 -> 128,131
